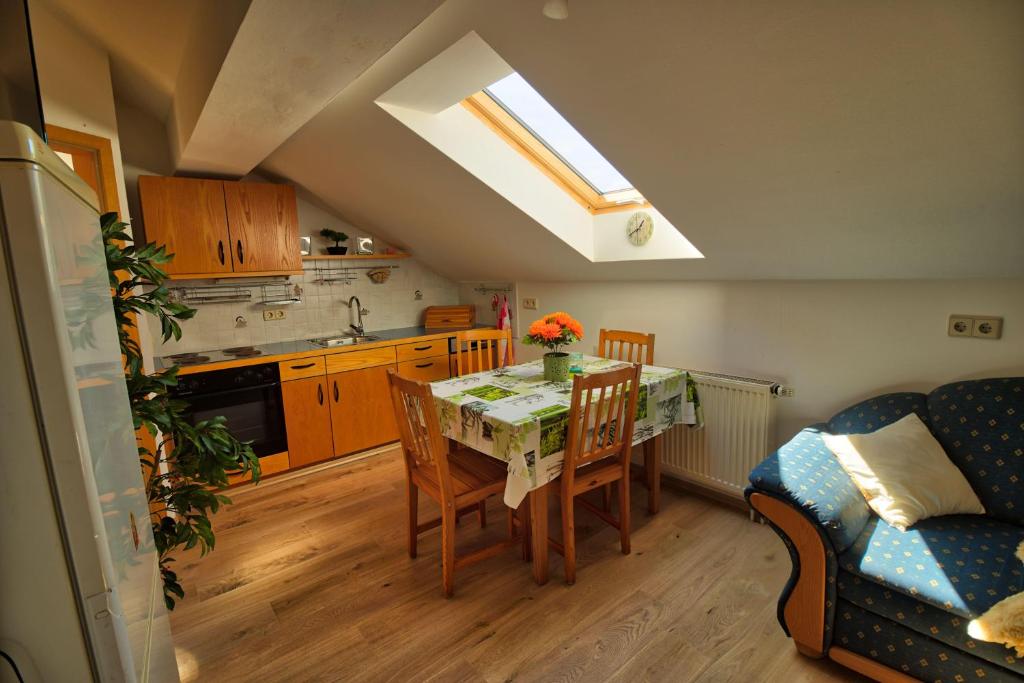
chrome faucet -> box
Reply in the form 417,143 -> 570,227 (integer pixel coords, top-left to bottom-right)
347,295 -> 367,336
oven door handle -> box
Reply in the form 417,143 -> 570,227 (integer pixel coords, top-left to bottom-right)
177,382 -> 280,398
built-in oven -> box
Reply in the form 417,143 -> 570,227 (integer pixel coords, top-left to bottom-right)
172,362 -> 287,458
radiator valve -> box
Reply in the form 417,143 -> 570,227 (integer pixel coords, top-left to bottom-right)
771,384 -> 795,398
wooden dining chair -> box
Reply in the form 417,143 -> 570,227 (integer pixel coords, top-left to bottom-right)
454,328 -> 515,376
598,328 -> 655,365
597,329 -> 661,515
552,363 -> 642,584
387,369 -> 527,597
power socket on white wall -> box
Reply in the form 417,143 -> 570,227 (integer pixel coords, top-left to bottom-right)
948,314 -> 1002,339
262,309 -> 286,321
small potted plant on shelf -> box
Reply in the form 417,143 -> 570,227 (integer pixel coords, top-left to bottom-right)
320,228 -> 350,255
522,311 -> 584,381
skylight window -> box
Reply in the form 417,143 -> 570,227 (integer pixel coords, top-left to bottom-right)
462,72 -> 646,214
485,74 -> 632,194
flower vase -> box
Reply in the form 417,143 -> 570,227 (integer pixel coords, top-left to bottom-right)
543,352 -> 570,382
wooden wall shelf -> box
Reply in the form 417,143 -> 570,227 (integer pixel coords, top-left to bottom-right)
302,253 -> 410,261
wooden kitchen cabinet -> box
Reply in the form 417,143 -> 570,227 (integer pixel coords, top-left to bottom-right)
138,176 -> 302,279
328,365 -> 399,457
223,181 -> 302,273
138,176 -> 233,277
281,375 -> 335,468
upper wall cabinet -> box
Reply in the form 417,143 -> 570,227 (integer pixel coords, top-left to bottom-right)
222,182 -> 301,274
138,176 -> 302,279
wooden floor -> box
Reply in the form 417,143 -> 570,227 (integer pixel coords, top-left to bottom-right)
170,448 -> 867,682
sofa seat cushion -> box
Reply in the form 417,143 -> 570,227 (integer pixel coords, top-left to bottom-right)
927,378 -> 1024,526
839,515 -> 1024,619
834,599 -> 1021,682
838,570 -> 1024,675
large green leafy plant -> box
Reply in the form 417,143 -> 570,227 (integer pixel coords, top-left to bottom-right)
102,212 -> 260,609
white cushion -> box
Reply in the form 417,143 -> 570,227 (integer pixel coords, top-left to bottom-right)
823,413 -> 985,531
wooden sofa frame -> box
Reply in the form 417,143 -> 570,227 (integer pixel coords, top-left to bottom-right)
748,492 -> 919,683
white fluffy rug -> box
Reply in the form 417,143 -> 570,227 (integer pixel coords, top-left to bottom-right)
967,540 -> 1024,657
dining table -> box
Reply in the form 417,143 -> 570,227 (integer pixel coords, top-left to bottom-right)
429,354 -> 703,584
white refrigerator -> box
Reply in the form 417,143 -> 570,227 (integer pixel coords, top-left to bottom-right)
0,121 -> 178,682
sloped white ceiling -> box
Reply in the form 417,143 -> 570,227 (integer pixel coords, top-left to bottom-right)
175,0 -> 444,175
258,0 -> 1024,282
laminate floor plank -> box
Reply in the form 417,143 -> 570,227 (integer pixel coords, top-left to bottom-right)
169,448 -> 866,682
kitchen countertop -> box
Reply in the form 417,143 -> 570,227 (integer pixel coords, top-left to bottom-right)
154,325 -> 489,374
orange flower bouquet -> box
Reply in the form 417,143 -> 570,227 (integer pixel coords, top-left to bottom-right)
522,312 -> 584,381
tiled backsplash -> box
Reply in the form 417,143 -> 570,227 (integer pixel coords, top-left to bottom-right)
148,259 -> 459,356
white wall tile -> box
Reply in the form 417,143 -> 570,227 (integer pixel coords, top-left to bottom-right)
149,259 -> 459,356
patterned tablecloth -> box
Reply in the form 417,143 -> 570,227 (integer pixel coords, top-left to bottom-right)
430,355 -> 703,507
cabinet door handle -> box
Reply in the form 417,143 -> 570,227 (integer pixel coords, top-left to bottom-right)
333,380 -> 339,402
413,345 -> 431,351
236,240 -> 244,264
217,240 -> 225,265
317,383 -> 324,405
414,362 -> 433,369
291,362 -> 316,369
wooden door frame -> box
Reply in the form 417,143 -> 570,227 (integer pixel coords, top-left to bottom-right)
45,124 -> 121,215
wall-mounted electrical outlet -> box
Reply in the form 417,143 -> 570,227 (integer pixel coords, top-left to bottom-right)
522,297 -> 538,310
274,309 -> 286,320
948,314 -> 1003,339
263,309 -> 286,321
263,310 -> 275,322
948,315 -> 973,337
972,317 -> 1002,339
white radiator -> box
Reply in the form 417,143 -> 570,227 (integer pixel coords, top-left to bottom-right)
662,371 -> 780,500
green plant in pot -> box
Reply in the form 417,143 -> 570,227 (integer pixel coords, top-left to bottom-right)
320,228 -> 349,255
522,311 -> 584,381
102,213 -> 260,610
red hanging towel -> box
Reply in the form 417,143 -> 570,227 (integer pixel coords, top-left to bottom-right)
497,295 -> 513,365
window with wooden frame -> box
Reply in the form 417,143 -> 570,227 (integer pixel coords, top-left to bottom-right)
462,73 -> 649,215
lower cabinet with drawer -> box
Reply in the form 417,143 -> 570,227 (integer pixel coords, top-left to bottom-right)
397,355 -> 450,382
244,335 -> 464,477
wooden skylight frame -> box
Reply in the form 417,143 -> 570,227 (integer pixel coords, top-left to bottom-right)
462,92 -> 650,216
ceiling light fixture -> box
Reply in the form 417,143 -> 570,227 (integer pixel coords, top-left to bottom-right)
542,0 -> 569,20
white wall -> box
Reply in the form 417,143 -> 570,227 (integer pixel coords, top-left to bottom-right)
30,0 -> 128,217
512,279 -> 1024,443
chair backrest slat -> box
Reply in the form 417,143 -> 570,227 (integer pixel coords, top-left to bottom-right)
598,329 -> 655,365
563,364 -> 642,473
387,369 -> 454,501
455,328 -> 515,376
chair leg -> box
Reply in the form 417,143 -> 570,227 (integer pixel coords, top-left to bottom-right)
644,437 -> 661,515
407,479 -> 418,559
602,483 -> 612,512
563,494 -> 577,585
619,475 -> 631,555
478,500 -> 487,529
442,504 -> 456,598
519,500 -> 532,562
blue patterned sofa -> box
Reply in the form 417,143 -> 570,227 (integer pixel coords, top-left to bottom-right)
746,378 -> 1024,682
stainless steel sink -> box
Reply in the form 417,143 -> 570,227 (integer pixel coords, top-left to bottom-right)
308,334 -> 379,348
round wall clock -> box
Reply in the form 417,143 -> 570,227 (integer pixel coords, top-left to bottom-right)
626,211 -> 654,246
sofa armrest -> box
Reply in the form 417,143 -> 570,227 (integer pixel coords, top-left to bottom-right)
747,424 -> 870,553
747,491 -> 835,657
